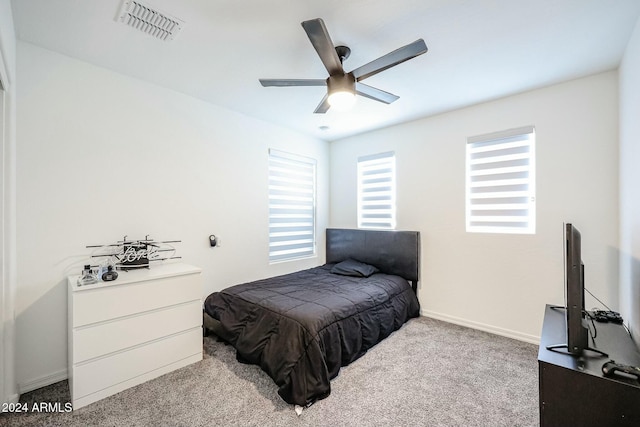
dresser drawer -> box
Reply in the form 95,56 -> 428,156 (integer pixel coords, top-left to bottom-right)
72,327 -> 202,399
72,272 -> 200,327
73,300 -> 201,363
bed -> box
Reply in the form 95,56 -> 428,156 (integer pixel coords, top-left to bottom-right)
203,228 -> 421,407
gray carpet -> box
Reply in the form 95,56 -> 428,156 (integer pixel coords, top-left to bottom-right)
0,317 -> 539,426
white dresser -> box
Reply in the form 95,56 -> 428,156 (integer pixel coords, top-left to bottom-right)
68,263 -> 203,410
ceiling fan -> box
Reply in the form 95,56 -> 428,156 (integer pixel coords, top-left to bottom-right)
259,18 -> 428,114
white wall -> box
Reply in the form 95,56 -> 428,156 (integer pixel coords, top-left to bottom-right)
0,0 -> 17,406
619,15 -> 640,344
330,72 -> 619,342
15,42 -> 329,392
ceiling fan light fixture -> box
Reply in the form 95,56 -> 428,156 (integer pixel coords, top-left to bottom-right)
328,90 -> 356,111
327,74 -> 356,111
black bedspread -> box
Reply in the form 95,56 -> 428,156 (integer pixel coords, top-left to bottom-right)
204,264 -> 420,406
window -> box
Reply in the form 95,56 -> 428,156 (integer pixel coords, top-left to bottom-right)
466,126 -> 536,234
357,152 -> 396,229
268,149 -> 316,262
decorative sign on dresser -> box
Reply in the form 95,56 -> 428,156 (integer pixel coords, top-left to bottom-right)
67,263 -> 202,409
87,235 -> 182,271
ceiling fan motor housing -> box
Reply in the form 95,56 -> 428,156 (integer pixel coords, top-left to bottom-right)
327,73 -> 356,95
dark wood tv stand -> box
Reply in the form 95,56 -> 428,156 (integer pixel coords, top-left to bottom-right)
538,304 -> 640,426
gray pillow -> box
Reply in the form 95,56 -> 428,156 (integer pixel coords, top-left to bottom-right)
330,259 -> 380,278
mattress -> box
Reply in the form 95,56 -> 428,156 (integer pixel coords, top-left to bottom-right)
203,264 -> 420,406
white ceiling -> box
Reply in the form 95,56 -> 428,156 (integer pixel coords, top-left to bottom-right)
11,0 -> 640,141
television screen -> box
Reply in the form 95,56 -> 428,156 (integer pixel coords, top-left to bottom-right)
546,223 -> 608,357
565,223 -> 588,354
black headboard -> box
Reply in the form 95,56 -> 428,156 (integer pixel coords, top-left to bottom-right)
326,228 -> 420,288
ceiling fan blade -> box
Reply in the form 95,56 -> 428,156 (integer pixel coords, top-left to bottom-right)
260,79 -> 326,87
351,39 -> 428,81
355,82 -> 399,104
301,18 -> 344,76
313,94 -> 331,114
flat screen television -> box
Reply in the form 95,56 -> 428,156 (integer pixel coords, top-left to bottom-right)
546,223 -> 608,357
565,223 -> 589,354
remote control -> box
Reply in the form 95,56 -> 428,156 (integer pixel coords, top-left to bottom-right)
602,360 -> 640,381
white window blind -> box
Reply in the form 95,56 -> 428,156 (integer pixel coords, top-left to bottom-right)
268,149 -> 316,263
357,152 -> 396,230
466,126 -> 536,234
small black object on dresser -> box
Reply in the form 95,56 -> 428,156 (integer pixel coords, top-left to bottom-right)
602,360 -> 640,381
538,304 -> 640,427
591,310 -> 624,324
101,265 -> 118,281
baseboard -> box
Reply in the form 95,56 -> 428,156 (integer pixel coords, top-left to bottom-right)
421,309 -> 540,345
5,393 -> 19,404
18,368 -> 68,394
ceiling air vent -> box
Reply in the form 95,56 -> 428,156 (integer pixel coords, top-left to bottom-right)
116,0 -> 184,41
